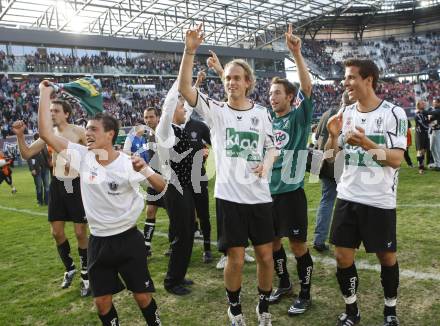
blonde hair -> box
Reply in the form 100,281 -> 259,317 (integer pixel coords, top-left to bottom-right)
223,59 -> 256,97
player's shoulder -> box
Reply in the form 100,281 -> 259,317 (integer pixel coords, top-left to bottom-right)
72,124 -> 86,134
380,100 -> 406,116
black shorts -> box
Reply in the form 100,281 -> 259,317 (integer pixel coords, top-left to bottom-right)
0,172 -> 12,185
146,186 -> 165,208
415,131 -> 429,151
88,227 -> 155,297
272,188 -> 308,241
216,198 -> 274,252
330,199 -> 397,253
48,177 -> 86,223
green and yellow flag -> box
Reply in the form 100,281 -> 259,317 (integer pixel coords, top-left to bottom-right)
58,77 -> 103,116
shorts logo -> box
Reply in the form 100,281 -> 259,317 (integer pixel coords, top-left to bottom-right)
145,280 -> 150,288
108,181 -> 118,191
110,318 -> 118,326
387,242 -> 392,248
293,229 -> 300,235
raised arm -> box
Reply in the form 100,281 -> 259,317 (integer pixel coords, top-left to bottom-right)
178,23 -> 204,106
285,24 -> 312,97
38,81 -> 68,153
12,120 -> 46,160
207,50 -> 224,79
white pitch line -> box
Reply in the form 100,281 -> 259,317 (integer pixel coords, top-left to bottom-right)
1,205 -> 440,281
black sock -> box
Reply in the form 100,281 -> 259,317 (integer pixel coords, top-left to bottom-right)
203,239 -> 211,252
226,288 -> 242,316
258,288 -> 272,314
98,305 -> 119,326
144,219 -> 156,250
417,155 -> 424,169
336,264 -> 359,316
78,247 -> 88,280
273,246 -> 290,288
381,262 -> 399,317
57,240 -> 75,272
295,250 -> 313,299
141,298 -> 161,326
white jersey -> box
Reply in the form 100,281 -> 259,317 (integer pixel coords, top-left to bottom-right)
68,142 -> 145,236
192,91 -> 275,204
337,100 -> 407,209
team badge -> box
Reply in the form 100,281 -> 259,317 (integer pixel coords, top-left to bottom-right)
108,181 -> 119,191
251,116 -> 259,126
191,131 -> 197,139
374,116 -> 384,133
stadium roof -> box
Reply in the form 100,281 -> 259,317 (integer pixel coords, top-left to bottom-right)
0,0 -> 439,48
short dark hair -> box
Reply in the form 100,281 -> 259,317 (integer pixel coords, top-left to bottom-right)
51,100 -> 72,119
271,77 -> 298,105
90,113 -> 120,145
33,132 -> 40,141
144,107 -> 160,117
344,59 -> 380,90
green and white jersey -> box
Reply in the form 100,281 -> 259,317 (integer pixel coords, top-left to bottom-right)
337,100 -> 407,209
192,90 -> 275,204
270,90 -> 314,195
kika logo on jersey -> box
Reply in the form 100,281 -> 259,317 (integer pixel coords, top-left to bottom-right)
225,128 -> 260,161
108,181 -> 119,191
274,130 -> 290,148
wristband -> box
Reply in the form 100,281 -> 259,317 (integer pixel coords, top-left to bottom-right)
140,165 -> 155,178
184,48 -> 196,55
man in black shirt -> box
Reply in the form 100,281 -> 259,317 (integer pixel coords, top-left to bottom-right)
185,116 -> 213,263
428,98 -> 440,170
414,100 -> 430,174
156,84 -> 195,296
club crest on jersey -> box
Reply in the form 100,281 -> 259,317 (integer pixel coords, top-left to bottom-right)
374,116 -> 384,133
108,181 -> 119,191
251,116 -> 259,126
191,131 -> 197,139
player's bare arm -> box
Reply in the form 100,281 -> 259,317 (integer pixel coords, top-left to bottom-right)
12,120 -> 46,160
324,112 -> 343,162
285,24 -> 312,97
38,81 -> 69,153
131,155 -> 166,192
178,23 -> 204,106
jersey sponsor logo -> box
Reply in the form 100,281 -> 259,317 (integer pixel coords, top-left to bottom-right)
274,130 -> 290,149
225,128 -> 260,161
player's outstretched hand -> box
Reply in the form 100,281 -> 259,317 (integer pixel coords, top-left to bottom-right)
185,23 -> 204,52
207,50 -> 223,74
285,23 -> 302,55
12,120 -> 26,136
131,155 -> 147,172
327,112 -> 343,138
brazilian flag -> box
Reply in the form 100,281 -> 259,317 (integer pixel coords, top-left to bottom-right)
59,77 -> 103,116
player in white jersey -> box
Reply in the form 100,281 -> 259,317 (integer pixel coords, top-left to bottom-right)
325,59 -> 406,326
178,24 -> 278,326
37,81 -> 164,326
